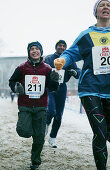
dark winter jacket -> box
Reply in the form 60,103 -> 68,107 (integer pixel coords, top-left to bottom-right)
9,57 -> 58,107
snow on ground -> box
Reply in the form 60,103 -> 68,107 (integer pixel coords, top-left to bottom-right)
0,97 -> 110,170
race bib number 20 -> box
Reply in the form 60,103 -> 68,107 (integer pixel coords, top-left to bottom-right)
92,45 -> 110,75
25,75 -> 46,98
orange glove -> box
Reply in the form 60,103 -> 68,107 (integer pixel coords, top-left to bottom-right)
54,58 -> 66,70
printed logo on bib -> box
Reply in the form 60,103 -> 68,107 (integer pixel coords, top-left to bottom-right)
99,37 -> 109,45
92,45 -> 110,75
25,75 -> 45,98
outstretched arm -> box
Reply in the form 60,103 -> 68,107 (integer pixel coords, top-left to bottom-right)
54,38 -> 82,70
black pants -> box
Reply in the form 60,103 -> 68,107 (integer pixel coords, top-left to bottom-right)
46,84 -> 67,138
81,96 -> 110,170
17,106 -> 46,165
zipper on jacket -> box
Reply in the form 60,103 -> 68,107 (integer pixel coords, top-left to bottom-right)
33,64 -> 37,106
33,64 -> 36,74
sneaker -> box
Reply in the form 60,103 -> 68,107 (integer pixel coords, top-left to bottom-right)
48,137 -> 57,148
30,163 -> 39,170
30,161 -> 41,170
45,124 -> 49,136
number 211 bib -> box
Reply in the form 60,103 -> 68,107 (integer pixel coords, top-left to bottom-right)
25,75 -> 45,98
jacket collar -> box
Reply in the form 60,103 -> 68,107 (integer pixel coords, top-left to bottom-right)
27,57 -> 43,67
89,25 -> 110,32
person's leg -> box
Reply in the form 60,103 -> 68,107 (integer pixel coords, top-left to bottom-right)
45,90 -> 56,136
16,106 -> 33,138
50,84 -> 67,138
102,98 -> 110,141
46,90 -> 56,125
31,107 -> 46,167
81,96 -> 108,170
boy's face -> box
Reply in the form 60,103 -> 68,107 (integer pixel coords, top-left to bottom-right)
29,45 -> 41,60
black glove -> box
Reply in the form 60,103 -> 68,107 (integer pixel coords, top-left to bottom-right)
50,70 -> 59,82
67,69 -> 77,77
15,82 -> 24,95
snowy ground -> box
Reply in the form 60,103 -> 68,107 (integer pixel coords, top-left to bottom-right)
1,97 -> 110,170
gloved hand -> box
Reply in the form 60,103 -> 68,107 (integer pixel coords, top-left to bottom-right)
54,58 -> 66,70
15,82 -> 24,95
67,69 -> 77,77
50,70 -> 59,82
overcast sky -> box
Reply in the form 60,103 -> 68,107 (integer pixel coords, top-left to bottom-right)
0,0 -> 97,57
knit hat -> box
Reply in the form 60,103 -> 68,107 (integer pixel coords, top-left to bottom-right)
93,0 -> 110,17
27,41 -> 43,56
55,40 -> 67,50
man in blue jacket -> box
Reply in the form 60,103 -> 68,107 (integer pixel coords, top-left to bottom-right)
44,40 -> 80,148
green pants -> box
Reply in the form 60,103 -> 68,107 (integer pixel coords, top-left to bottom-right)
17,106 -> 47,165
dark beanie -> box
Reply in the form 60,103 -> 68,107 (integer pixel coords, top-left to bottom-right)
55,40 -> 67,49
27,41 -> 43,56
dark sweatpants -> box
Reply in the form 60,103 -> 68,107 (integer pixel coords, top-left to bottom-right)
81,96 -> 110,170
16,106 -> 46,165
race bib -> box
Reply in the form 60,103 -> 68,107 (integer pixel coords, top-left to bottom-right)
52,68 -> 65,83
92,45 -> 110,75
25,75 -> 46,98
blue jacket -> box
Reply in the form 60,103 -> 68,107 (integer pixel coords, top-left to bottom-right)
60,25 -> 110,98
